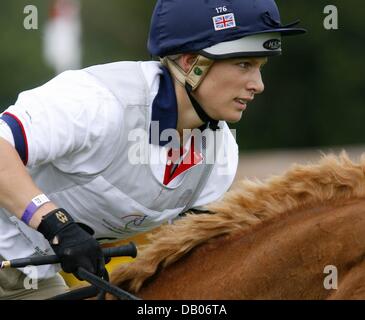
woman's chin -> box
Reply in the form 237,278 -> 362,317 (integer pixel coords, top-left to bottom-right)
225,111 -> 244,123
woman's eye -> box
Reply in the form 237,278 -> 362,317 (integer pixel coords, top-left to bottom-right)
238,62 -> 251,69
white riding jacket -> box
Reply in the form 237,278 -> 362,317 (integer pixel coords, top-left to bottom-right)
0,61 -> 238,278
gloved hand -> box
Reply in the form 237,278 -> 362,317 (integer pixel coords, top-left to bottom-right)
37,208 -> 105,280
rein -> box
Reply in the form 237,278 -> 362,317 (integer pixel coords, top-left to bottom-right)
49,267 -> 141,300
0,242 -> 141,300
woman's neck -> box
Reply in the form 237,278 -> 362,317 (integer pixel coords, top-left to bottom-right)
175,81 -> 204,137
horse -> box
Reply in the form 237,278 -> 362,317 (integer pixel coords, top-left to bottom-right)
108,152 -> 365,300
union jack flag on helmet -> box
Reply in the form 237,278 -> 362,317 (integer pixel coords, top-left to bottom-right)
213,13 -> 236,31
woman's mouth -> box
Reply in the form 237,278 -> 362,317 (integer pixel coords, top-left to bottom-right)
234,98 -> 248,110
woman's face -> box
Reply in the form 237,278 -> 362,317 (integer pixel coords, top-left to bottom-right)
194,57 -> 267,123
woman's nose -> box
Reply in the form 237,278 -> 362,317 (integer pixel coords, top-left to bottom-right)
247,69 -> 265,95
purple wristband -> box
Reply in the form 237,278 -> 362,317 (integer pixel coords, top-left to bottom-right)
21,194 -> 50,225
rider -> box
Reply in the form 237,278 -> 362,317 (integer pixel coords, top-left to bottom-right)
0,0 -> 305,299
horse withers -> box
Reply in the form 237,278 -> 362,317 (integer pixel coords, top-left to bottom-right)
109,153 -> 365,300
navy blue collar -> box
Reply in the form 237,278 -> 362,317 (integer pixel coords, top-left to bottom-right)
149,66 -> 178,146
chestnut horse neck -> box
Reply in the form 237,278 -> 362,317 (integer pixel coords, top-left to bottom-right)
110,152 -> 365,299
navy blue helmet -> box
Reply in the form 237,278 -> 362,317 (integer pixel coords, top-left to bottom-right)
148,0 -> 306,59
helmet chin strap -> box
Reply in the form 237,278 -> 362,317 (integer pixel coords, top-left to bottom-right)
184,82 -> 219,131
161,55 -> 220,131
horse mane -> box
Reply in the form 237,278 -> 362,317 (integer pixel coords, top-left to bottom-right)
110,152 -> 365,293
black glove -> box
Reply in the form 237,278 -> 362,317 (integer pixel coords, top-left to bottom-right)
37,208 -> 105,280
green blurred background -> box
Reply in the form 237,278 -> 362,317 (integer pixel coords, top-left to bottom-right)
0,0 -> 364,151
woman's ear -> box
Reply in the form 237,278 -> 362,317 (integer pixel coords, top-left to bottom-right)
178,54 -> 198,73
